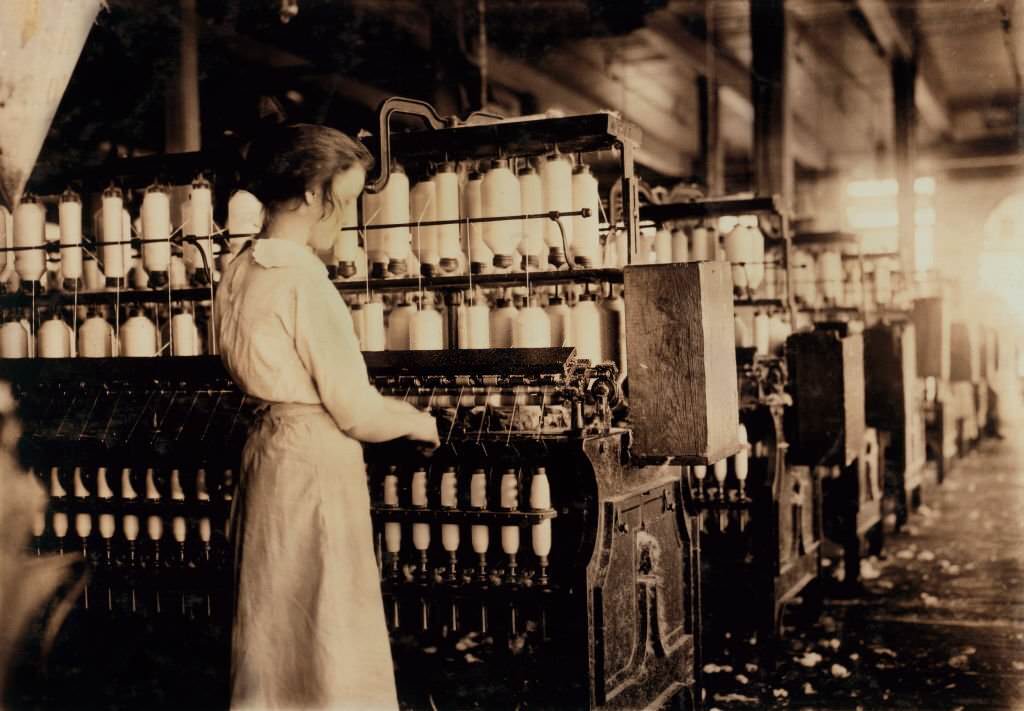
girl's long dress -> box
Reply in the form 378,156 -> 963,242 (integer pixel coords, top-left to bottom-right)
216,238 -> 398,710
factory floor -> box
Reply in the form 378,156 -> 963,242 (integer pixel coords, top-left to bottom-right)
703,433 -> 1024,710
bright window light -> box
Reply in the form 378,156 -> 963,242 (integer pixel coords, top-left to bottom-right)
914,176 -> 936,195
845,177 -> 935,197
915,224 -> 935,273
846,206 -> 898,230
915,207 -> 936,226
846,179 -> 897,198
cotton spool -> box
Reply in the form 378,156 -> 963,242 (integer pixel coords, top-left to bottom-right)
654,228 -> 672,264
746,225 -> 766,290
100,186 -> 125,280
874,258 -> 893,305
141,185 -> 172,283
78,313 -> 114,357
518,166 -> 545,269
359,301 -> 386,352
58,190 -> 83,285
14,195 -> 46,283
120,310 -> 158,357
440,468 -> 460,553
690,226 -> 714,261
600,289 -> 626,372
350,302 -> 364,346
410,179 -> 439,275
671,228 -> 688,263
462,171 -> 492,273
545,294 -> 573,348
361,189 -> 389,275
513,302 -> 552,348
129,259 -> 148,290
489,298 -> 518,348
432,164 -> 462,273
381,166 -> 411,275
724,223 -> 765,292
169,256 -> 189,289
83,256 -> 104,291
387,299 -> 415,351
818,249 -> 843,302
190,178 -> 216,281
735,424 -> 750,483
793,248 -> 816,305
540,154 -> 573,267
572,293 -> 603,364
753,311 -> 770,355
410,303 -> 443,351
481,159 -> 521,269
635,230 -> 656,265
734,313 -> 752,348
171,311 -> 200,356
459,299 -> 491,349
38,314 -> 71,358
571,164 -> 600,267
768,313 -> 790,354
0,319 -> 28,357
332,198 -> 359,279
844,260 -> 863,308
227,189 -> 262,255
121,209 -> 135,278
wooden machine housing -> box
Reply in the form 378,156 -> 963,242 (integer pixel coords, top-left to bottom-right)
864,321 -> 928,528
912,296 -> 956,476
786,327 -> 879,584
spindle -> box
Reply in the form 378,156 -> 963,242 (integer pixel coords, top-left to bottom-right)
540,154 -> 573,266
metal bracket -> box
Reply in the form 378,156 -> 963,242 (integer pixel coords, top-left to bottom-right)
366,96 -> 503,193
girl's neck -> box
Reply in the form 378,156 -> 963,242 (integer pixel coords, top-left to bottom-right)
262,210 -> 312,247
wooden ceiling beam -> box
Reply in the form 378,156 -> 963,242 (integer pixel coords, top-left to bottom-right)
486,48 -> 691,176
850,0 -> 951,135
638,10 -> 827,170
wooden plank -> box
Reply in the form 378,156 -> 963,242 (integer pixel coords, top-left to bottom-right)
623,262 -> 739,462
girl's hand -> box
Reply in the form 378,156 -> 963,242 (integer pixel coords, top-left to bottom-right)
410,412 -> 440,449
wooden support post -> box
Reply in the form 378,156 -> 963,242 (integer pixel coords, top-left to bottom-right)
750,0 -> 793,207
893,55 -> 917,279
697,1 -> 724,195
698,75 -> 724,195
165,0 -> 201,153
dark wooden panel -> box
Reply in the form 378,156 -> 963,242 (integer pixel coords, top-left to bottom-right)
912,297 -> 950,379
624,262 -> 739,462
787,330 -> 866,466
864,323 -> 906,432
950,321 -> 980,383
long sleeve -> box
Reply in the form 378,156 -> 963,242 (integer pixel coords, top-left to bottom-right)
292,277 -> 396,438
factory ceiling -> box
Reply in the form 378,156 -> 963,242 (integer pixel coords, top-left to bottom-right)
27,0 -> 1024,194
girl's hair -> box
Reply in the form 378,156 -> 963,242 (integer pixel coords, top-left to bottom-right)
244,123 -> 374,218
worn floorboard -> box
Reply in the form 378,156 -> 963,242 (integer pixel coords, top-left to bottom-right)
705,434 -> 1024,710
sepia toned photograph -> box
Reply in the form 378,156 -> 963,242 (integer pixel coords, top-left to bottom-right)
0,1 -> 1021,709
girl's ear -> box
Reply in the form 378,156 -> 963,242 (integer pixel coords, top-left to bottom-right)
304,189 -> 319,207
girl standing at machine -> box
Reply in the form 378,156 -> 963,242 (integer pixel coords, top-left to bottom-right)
217,124 -> 439,710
